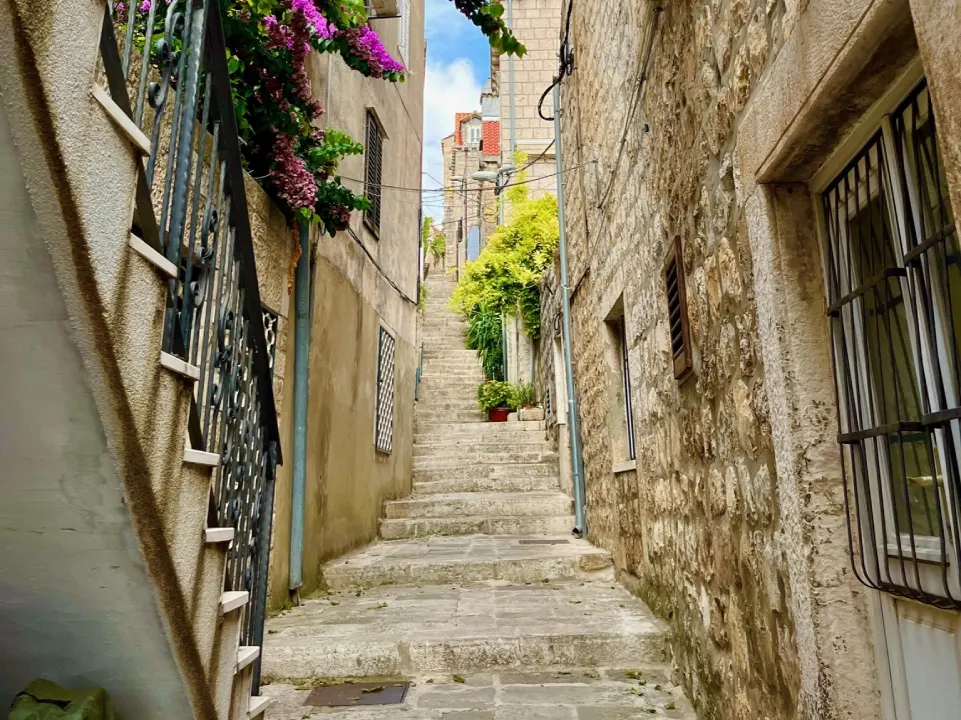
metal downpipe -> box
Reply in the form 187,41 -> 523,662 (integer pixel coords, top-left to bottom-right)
289,223 -> 311,590
553,85 -> 587,534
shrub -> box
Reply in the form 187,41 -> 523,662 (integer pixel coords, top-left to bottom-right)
465,307 -> 504,381
510,383 -> 536,409
449,170 -> 558,339
477,381 -> 514,412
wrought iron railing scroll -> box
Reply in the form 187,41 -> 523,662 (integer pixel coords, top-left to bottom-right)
98,0 -> 283,690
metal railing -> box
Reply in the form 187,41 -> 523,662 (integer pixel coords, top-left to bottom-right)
99,0 -> 282,689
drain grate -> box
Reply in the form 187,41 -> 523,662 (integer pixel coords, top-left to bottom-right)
304,681 -> 410,707
518,539 -> 570,545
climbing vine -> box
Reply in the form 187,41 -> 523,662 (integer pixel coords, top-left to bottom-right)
117,0 -> 524,234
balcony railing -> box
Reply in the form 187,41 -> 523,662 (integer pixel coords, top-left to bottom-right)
99,0 -> 282,690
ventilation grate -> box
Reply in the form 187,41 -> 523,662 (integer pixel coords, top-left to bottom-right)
663,236 -> 692,381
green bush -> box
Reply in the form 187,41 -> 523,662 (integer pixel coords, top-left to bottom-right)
466,307 -> 505,381
419,283 -> 428,311
477,381 -> 514,412
449,164 -> 559,340
510,383 -> 536,409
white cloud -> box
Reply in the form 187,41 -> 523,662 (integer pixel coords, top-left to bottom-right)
422,58 -> 481,220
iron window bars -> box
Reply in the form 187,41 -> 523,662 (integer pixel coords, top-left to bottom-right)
365,110 -> 384,234
375,327 -> 397,453
98,0 -> 281,687
822,79 -> 961,609
619,316 -> 637,461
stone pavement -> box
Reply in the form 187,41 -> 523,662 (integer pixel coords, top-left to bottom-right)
260,274 -> 696,719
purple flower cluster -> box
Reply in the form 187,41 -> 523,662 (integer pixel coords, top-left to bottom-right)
270,132 -> 317,212
291,0 -> 334,39
341,26 -> 405,75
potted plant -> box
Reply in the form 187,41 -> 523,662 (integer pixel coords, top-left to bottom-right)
478,381 -> 514,422
511,383 -> 536,410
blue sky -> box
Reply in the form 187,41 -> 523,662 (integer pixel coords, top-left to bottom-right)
421,0 -> 489,220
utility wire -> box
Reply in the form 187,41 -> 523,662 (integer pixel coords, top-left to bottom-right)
337,160 -> 597,195
345,226 -> 418,306
537,0 -> 575,122
595,2 -> 663,210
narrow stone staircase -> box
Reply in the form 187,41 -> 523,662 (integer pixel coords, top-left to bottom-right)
260,274 -> 696,718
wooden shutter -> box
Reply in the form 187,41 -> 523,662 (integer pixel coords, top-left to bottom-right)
663,237 -> 692,381
364,111 -> 383,234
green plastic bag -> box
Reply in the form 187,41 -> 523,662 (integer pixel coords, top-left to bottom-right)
8,680 -> 116,720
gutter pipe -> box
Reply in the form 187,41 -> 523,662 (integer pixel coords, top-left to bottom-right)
288,222 -> 311,590
553,84 -> 587,535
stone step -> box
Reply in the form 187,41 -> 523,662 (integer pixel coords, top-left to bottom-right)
414,410 -> 489,423
320,535 -> 612,592
384,492 -> 572,520
412,462 -> 557,483
415,405 -> 487,417
413,451 -> 558,470
414,420 -> 546,435
263,668 -> 695,720
262,580 -> 670,678
412,440 -> 553,457
414,473 -> 559,494
414,434 -> 551,449
379,514 -> 574,540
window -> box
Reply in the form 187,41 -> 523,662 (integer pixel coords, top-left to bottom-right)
397,0 -> 410,66
821,77 -> 961,607
364,110 -> 384,234
468,124 -> 482,147
664,237 -> 693,381
604,298 -> 636,465
375,327 -> 396,453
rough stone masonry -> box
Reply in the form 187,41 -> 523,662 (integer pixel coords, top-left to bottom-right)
537,0 -> 883,719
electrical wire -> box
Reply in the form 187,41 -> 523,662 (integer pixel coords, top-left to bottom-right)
346,226 -> 419,306
537,0 -> 575,122
595,2 -> 663,211
337,160 -> 598,195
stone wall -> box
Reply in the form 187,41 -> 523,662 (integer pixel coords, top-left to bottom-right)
539,0 -> 893,718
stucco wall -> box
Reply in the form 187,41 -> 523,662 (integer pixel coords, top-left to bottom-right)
536,0 -> 950,718
0,85 -> 194,720
0,1 -> 297,714
267,1 -> 424,609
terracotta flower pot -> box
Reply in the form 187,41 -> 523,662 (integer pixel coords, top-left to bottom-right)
488,407 -> 511,423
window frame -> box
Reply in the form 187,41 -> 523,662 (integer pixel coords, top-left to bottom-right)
374,326 -> 396,454
364,109 -> 385,237
813,62 -> 961,608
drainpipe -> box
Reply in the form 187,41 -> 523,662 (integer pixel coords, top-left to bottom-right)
553,84 -> 586,535
508,0 -> 516,156
288,223 -> 311,591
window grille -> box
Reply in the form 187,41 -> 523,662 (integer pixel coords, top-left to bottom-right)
822,79 -> 961,609
619,317 -> 636,461
664,237 -> 693,381
365,110 -> 384,234
375,327 -> 396,453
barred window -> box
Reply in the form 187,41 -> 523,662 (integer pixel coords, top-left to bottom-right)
822,78 -> 961,608
365,110 -> 384,234
375,327 -> 396,453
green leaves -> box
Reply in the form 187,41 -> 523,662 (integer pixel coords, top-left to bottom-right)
449,169 -> 559,341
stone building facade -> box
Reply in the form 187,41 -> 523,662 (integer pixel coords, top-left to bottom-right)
539,0 -> 961,719
441,112 -> 500,276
